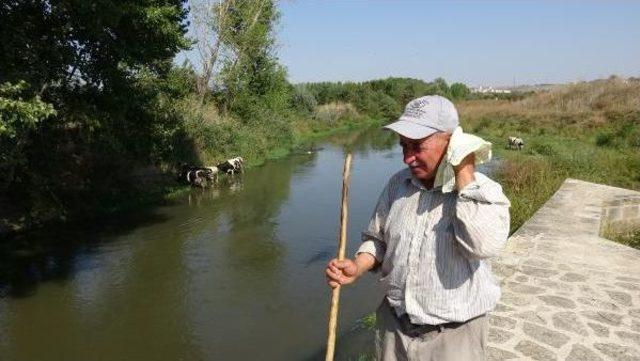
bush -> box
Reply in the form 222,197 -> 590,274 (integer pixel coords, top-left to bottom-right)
291,85 -> 317,115
314,102 -> 360,125
595,131 -> 615,147
527,140 -> 560,157
450,82 -> 470,99
304,77 -> 473,119
496,156 -> 566,231
603,224 -> 640,250
471,117 -> 492,134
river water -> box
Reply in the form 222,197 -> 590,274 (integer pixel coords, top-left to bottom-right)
0,127 -> 496,361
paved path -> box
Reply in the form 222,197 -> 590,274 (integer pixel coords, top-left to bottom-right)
489,179 -> 640,361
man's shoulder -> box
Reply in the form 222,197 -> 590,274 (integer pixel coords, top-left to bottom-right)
376,168 -> 411,197
473,172 -> 499,186
472,172 -> 509,200
388,168 -> 412,185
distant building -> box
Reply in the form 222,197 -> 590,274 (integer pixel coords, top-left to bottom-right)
470,86 -> 512,94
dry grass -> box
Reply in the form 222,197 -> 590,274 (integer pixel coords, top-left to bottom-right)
458,77 -> 640,237
458,77 -> 640,129
180,95 -> 225,125
314,102 -> 360,124
602,223 -> 640,249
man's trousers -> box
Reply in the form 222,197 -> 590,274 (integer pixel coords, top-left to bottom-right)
375,299 -> 488,361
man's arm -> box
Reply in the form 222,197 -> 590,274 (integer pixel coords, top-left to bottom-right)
454,153 -> 477,190
325,176 -> 393,288
453,153 -> 511,259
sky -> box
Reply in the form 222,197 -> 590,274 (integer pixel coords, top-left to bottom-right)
178,1 -> 640,87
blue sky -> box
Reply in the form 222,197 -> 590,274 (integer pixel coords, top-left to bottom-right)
178,1 -> 640,87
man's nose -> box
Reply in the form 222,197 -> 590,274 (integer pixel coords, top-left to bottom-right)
403,152 -> 415,165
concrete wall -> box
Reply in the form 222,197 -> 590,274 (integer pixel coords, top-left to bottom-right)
600,195 -> 640,236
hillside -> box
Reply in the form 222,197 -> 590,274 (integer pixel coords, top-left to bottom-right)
457,77 -> 640,235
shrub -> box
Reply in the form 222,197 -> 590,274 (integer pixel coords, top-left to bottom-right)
471,117 -> 492,133
291,85 -> 317,115
603,224 -> 640,250
595,131 -> 615,147
314,102 -> 360,125
496,156 -> 566,231
528,140 -> 560,157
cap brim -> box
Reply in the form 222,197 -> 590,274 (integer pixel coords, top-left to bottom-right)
383,120 -> 438,140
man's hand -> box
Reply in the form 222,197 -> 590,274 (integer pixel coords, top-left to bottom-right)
325,253 -> 378,288
453,152 -> 476,191
325,258 -> 359,288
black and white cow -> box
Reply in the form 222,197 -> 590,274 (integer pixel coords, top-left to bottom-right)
217,156 -> 244,175
507,136 -> 525,150
204,166 -> 219,183
180,164 -> 219,188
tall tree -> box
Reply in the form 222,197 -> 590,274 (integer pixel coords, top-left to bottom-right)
217,0 -> 289,118
0,0 -> 189,96
0,0 -> 191,226
189,0 -> 235,103
450,83 -> 470,99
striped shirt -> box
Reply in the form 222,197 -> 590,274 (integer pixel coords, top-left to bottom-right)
357,168 -> 510,325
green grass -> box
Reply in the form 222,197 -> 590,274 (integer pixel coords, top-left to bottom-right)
355,312 -> 377,331
181,96 -> 386,170
603,225 -> 640,249
461,110 -> 640,238
294,116 -> 385,143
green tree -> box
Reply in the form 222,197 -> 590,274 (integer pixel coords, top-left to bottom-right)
216,0 -> 290,118
0,0 -> 189,94
430,77 -> 450,97
450,82 -> 470,99
302,77 -> 470,118
0,81 -> 56,189
291,84 -> 317,115
0,0 -> 191,226
189,0 -> 236,104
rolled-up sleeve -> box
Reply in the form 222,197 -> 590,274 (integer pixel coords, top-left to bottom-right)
453,177 -> 511,259
356,182 -> 391,263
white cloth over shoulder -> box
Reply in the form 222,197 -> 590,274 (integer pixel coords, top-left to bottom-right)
434,126 -> 492,193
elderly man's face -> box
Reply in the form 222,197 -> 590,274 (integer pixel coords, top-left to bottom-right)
399,133 -> 450,184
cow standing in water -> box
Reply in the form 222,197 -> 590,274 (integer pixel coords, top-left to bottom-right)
217,156 -> 244,175
180,165 -> 219,188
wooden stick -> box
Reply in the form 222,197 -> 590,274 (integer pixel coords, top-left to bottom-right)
325,153 -> 353,361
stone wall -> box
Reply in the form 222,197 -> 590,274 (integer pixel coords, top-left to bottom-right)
600,196 -> 640,236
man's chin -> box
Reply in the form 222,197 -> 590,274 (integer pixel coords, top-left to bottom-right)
409,168 -> 434,181
410,167 -> 430,179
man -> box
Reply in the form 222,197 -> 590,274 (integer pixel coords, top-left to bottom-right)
325,95 -> 510,361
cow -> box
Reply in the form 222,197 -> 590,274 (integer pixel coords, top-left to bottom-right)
179,164 -> 219,188
187,169 -> 207,188
204,166 -> 220,183
507,136 -> 525,150
217,156 -> 244,175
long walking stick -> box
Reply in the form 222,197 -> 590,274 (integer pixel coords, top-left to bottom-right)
325,153 -> 353,361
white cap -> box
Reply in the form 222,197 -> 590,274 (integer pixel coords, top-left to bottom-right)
384,95 -> 459,139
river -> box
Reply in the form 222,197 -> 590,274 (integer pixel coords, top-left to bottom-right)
0,126 -> 496,361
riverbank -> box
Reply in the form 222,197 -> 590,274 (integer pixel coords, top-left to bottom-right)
0,116 -> 386,239
0,125 -> 397,361
459,77 -> 640,238
5,77 -> 638,244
